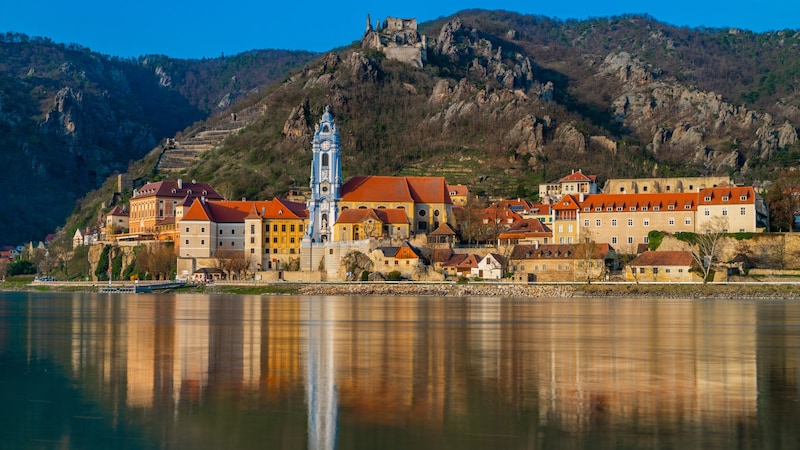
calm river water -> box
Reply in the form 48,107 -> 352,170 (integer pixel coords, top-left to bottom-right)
1,291 -> 799,449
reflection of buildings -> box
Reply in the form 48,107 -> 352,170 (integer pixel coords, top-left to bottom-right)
21,294 -> 800,444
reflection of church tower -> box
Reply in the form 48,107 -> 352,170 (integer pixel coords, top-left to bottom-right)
305,107 -> 342,245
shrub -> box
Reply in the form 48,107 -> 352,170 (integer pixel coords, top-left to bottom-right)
648,230 -> 665,251
386,270 -> 402,281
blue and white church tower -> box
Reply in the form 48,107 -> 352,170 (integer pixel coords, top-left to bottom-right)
304,106 -> 342,244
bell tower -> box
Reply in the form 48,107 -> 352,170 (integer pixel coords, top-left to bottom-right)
304,106 -> 342,244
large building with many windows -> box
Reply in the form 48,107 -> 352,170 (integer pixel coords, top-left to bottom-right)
549,186 -> 766,254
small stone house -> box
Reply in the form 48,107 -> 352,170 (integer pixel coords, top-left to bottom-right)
509,243 -> 617,283
625,251 -> 697,283
370,242 -> 426,279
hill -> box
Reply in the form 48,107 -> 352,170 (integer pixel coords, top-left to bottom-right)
38,11 -> 800,238
0,33 -> 317,244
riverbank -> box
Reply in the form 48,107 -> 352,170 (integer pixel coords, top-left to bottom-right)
4,278 -> 799,299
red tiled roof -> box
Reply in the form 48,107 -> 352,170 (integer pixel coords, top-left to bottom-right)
553,194 -> 581,211
697,186 -> 755,205
630,251 -> 694,267
342,176 -> 452,204
511,243 -> 613,260
108,206 -> 129,217
580,192 -> 697,211
429,222 -> 457,236
134,180 -> 223,200
447,184 -> 470,197
181,198 -> 307,223
559,171 -> 596,183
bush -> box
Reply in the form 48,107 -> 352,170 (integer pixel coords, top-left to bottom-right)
386,270 -> 402,281
647,230 -> 665,251
8,260 -> 36,276
360,270 -> 370,281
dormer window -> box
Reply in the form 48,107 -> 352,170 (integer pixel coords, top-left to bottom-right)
278,209 -> 283,215
722,196 -> 729,201
704,196 -> 711,202
668,205 -> 675,210
616,207 -> 623,211
685,205 -> 691,210
584,207 -> 590,212
653,206 -> 660,211
642,206 -> 647,211
629,207 -> 636,211
595,207 -> 602,212
606,207 -> 613,211
740,195 -> 748,201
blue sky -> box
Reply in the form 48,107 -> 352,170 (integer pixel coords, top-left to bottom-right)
2,1 -> 798,59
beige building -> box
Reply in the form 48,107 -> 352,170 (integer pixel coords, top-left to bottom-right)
509,243 -> 617,283
604,176 -> 732,194
625,251 -> 698,283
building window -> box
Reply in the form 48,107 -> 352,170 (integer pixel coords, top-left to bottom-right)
704,208 -> 710,216
231,229 -> 235,234
643,218 -> 650,226
596,219 -> 601,227
290,237 -> 295,244
273,237 -> 278,243
644,236 -> 649,243
200,240 -> 204,245
185,227 -> 189,232
251,224 -> 255,233
281,224 -> 286,232
740,207 -> 746,215
418,209 -> 426,217
740,195 -> 748,201
653,206 -> 660,211
220,230 -> 223,235
290,224 -> 295,232
722,208 -> 728,216
627,219 -> 633,227
273,249 -> 278,253
567,224 -> 573,233
669,218 -> 675,225
250,237 -> 255,244
627,236 -> 634,244
611,236 -> 617,244
584,219 -> 590,227
722,196 -> 729,202
558,264 -> 562,271
273,224 -> 278,232
704,196 -> 711,202
685,217 -> 691,225
641,206 -> 647,211
611,219 -> 617,227
250,248 -> 255,254
185,239 -> 189,245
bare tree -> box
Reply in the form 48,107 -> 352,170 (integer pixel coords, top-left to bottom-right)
691,216 -> 729,283
214,249 -> 253,280
575,227 -> 600,283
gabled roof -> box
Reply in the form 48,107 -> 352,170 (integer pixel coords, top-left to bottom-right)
480,206 -> 521,222
629,251 -> 693,267
431,248 -> 454,263
553,195 -> 581,211
108,205 -> 129,217
559,170 -> 597,183
429,222 -> 457,236
510,243 -> 613,260
375,241 -> 423,259
133,180 -> 223,200
441,253 -> 470,268
447,184 -> 470,197
480,253 -> 506,266
529,203 -> 552,215
342,176 -> 452,204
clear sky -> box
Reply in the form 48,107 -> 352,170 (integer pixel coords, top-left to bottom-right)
2,1 -> 798,59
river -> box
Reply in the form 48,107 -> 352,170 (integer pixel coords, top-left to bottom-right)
0,291 -> 798,449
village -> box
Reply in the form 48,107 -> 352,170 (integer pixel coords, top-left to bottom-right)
27,107 -> 793,286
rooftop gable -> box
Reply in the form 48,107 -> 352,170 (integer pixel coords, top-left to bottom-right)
630,251 -> 694,267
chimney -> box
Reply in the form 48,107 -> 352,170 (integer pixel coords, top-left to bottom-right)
535,241 -> 539,249
177,179 -> 183,189
579,193 -> 585,202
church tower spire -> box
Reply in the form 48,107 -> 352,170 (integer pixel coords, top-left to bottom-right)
304,106 -> 342,244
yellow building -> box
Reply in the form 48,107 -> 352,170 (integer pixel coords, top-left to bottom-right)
178,198 -> 307,272
624,251 -> 698,283
339,176 -> 453,235
129,179 -> 223,240
333,208 -> 410,241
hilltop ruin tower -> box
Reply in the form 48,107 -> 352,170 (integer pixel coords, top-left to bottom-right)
363,15 -> 427,68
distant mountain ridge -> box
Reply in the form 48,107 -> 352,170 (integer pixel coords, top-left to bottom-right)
0,33 -> 317,243
5,10 -> 800,244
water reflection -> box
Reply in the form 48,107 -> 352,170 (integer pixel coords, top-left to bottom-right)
1,292 -> 799,449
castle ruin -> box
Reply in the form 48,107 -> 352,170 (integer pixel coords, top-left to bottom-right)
363,14 -> 427,68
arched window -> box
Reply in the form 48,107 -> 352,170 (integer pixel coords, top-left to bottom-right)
322,153 -> 329,167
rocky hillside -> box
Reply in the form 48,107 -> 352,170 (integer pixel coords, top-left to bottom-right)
0,34 -> 316,244
53,10 -> 800,236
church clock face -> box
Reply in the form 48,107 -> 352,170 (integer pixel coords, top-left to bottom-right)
320,140 -> 331,151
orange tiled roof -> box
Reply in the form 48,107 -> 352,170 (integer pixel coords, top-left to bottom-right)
108,205 -> 129,217
580,192 -> 697,212
182,198 -> 307,223
553,194 -> 581,211
697,186 -> 755,205
429,222 -> 457,236
447,184 -> 470,197
630,251 -> 693,267
342,176 -> 452,204
558,171 -> 596,183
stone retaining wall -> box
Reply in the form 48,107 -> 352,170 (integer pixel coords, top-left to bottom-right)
298,283 -> 575,298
